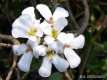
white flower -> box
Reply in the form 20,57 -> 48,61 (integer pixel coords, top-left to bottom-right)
13,39 -> 48,72
12,7 -> 43,42
57,32 -> 85,68
36,4 -> 69,53
39,48 -> 69,77
36,4 -> 68,39
12,40 -> 35,72
12,41 -> 33,72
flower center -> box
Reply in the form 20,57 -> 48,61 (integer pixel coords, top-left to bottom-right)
27,27 -> 37,36
48,17 -> 58,39
48,17 -> 54,24
51,28 -> 58,40
47,49 -> 54,60
64,44 -> 71,48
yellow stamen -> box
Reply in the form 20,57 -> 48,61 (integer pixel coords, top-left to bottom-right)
27,27 -> 37,36
51,28 -> 58,39
47,49 -> 54,60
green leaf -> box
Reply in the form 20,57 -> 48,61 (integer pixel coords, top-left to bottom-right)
49,72 -> 62,80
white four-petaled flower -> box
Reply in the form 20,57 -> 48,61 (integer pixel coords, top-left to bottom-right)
36,4 -> 68,40
38,47 -> 69,77
57,32 -> 85,68
12,7 -> 43,42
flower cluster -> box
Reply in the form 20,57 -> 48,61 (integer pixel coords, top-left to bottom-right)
12,4 -> 85,77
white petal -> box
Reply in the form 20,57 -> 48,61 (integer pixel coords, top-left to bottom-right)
32,48 -> 39,58
33,19 -> 41,25
12,28 -> 28,38
36,4 -> 52,21
22,7 -> 35,19
71,35 -> 85,49
57,32 -> 67,44
40,21 -> 52,35
48,41 -> 63,53
12,14 -> 33,29
12,15 -> 36,38
12,44 -> 28,55
53,7 -> 69,21
33,45 -> 47,57
52,55 -> 69,72
39,57 -> 52,77
44,36 -> 55,45
55,18 -> 68,32
27,39 -> 38,48
65,33 -> 74,45
18,52 -> 33,72
12,18 -> 26,30
66,33 -> 74,40
64,48 -> 81,68
28,36 -> 40,42
57,33 -> 75,45
36,28 -> 43,37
